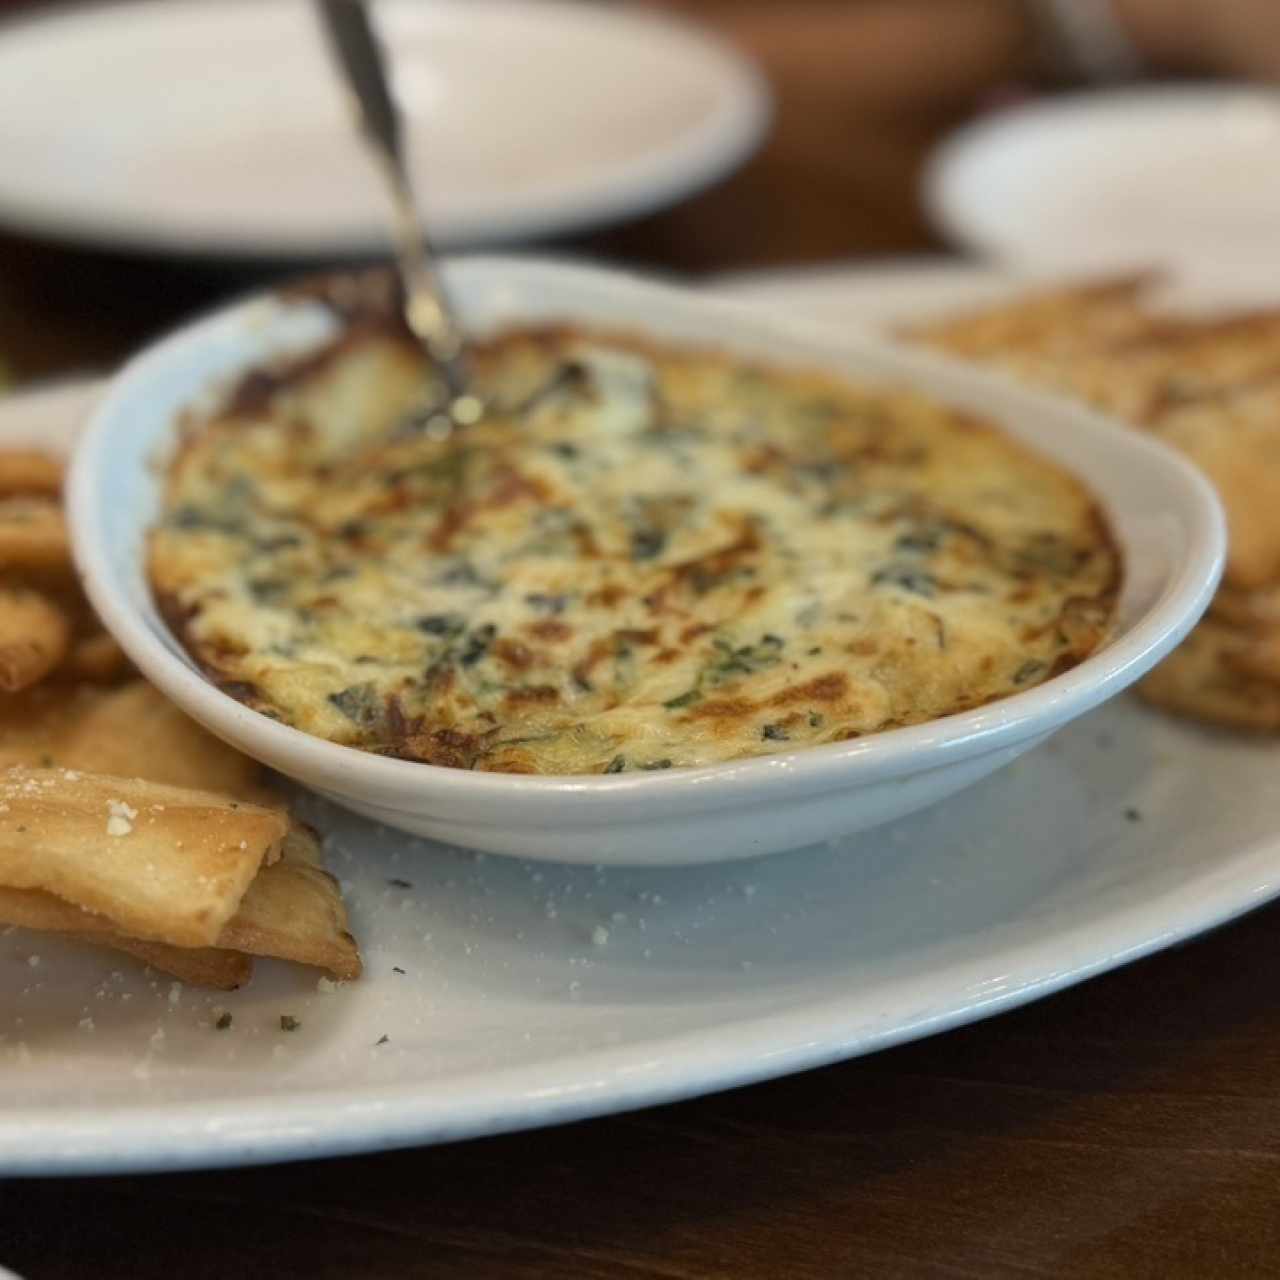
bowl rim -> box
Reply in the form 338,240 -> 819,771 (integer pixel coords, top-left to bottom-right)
68,255 -> 1226,819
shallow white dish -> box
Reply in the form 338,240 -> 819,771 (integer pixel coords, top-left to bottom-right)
69,256 -> 1223,864
0,0 -> 768,257
925,85 -> 1280,281
1,273 -> 1274,1176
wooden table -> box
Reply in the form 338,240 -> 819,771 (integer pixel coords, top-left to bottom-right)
3,90 -> 1280,1280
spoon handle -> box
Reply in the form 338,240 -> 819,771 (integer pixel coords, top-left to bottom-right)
314,0 -> 469,394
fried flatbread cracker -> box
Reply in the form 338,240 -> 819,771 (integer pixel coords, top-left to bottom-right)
1138,620 -> 1280,731
220,825 -> 361,980
101,936 -> 252,989
0,683 -> 108,771
0,886 -> 252,989
1153,383 -> 1280,590
1210,582 -> 1280,630
902,274 -> 1159,360
0,823 -> 357,985
0,450 -> 62,498
0,768 -> 287,947
0,680 -> 272,801
1224,630 -> 1280,685
0,497 -> 71,574
60,631 -> 129,684
0,588 -> 71,692
52,679 -> 271,801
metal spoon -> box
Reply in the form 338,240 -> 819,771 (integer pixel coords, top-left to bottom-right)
314,0 -> 483,436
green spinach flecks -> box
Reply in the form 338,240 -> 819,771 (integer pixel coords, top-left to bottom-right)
328,682 -> 382,726
630,528 -> 667,561
663,687 -> 703,711
706,633 -> 785,684
459,624 -> 497,667
525,593 -> 568,615
415,613 -> 465,637
871,565 -> 937,598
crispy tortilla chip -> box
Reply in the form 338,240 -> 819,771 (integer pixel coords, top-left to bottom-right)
1139,620 -> 1280,731
0,450 -> 62,498
0,588 -> 71,692
0,497 -> 71,574
221,825 -> 361,980
0,768 -> 287,947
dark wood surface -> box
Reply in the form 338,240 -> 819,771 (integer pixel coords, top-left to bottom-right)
2,37 -> 1280,1279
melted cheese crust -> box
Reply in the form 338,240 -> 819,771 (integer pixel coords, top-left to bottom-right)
150,325 -> 1120,775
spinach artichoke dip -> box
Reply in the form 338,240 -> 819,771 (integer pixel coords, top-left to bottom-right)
150,322 -> 1120,775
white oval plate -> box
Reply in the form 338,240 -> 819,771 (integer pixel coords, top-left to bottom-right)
0,0 -> 769,257
2,263 -> 1277,1175
925,85 -> 1280,280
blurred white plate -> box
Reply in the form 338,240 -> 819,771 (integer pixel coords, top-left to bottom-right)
3,265 -> 1279,1174
0,0 -> 769,257
925,86 -> 1280,280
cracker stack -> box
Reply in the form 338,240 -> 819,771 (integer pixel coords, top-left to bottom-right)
0,449 -> 362,987
906,277 -> 1280,730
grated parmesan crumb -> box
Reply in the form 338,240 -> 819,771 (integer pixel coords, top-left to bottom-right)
106,799 -> 137,837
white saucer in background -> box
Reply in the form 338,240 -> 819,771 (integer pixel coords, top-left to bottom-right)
925,85 -> 1280,282
0,0 -> 769,258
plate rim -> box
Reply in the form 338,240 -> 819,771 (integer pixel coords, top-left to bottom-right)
5,803 -> 1278,1177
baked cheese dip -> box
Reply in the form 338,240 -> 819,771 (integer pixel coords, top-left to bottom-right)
150,322 -> 1120,775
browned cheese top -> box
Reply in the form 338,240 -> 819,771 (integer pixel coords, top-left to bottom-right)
150,324 -> 1120,774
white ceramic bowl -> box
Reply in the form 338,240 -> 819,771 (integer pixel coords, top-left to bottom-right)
69,257 -> 1225,866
